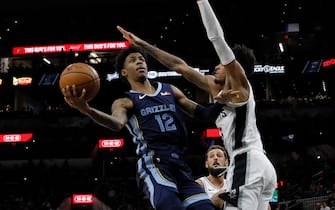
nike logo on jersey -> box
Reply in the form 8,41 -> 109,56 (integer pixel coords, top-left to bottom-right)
160,91 -> 171,96
139,95 -> 146,99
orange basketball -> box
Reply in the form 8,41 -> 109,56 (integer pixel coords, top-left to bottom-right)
59,62 -> 100,102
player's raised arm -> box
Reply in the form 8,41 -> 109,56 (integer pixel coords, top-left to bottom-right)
171,84 -> 239,122
196,0 -> 249,103
196,0 -> 235,66
117,25 -> 212,93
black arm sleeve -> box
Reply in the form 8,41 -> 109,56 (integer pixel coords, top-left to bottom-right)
194,102 -> 224,123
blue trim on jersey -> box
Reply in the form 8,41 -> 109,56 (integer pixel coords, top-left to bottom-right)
139,153 -> 177,188
182,193 -> 212,208
126,115 -> 147,155
137,158 -> 156,204
137,153 -> 178,207
129,81 -> 162,97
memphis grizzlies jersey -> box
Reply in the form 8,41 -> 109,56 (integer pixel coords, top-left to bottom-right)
215,82 -> 263,159
126,82 -> 188,156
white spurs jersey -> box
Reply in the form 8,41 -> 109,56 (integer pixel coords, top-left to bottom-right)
215,83 -> 264,159
199,176 -> 227,198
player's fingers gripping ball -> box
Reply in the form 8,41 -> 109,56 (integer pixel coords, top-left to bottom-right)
59,62 -> 100,102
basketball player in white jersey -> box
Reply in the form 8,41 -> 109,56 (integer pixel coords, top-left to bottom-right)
117,0 -> 278,209
196,145 -> 229,209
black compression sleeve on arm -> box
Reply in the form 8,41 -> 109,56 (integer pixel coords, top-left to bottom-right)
194,102 -> 224,123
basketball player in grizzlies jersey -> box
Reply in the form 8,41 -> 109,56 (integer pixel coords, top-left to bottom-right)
116,0 -> 278,209
196,145 -> 229,209
62,45 -> 239,210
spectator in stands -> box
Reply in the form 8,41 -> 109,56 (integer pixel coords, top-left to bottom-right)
320,201 -> 331,210
327,190 -> 335,209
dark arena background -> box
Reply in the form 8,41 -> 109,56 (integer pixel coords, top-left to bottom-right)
1,0 -> 335,209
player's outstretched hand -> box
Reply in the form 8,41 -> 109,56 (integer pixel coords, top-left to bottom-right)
117,25 -> 145,46
214,89 -> 240,104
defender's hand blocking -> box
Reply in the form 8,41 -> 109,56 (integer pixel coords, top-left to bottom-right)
214,89 -> 240,103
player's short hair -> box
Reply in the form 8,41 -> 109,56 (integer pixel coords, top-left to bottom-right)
232,44 -> 256,76
205,144 -> 228,161
114,45 -> 148,76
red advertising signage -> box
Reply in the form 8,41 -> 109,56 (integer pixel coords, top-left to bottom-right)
72,194 -> 93,205
323,58 -> 335,68
13,77 -> 33,86
0,133 -> 33,143
201,128 -> 222,140
98,139 -> 124,148
12,41 -> 130,55
204,128 -> 222,138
